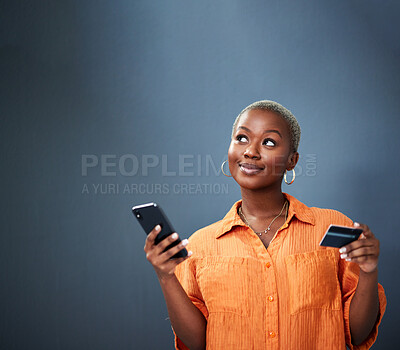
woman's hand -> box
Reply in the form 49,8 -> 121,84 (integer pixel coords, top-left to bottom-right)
339,222 -> 380,273
144,225 -> 192,280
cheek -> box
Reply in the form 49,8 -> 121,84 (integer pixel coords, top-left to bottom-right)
227,143 -> 239,174
268,154 -> 288,168
227,142 -> 236,161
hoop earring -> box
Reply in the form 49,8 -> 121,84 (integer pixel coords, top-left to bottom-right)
284,169 -> 295,185
221,160 -> 232,177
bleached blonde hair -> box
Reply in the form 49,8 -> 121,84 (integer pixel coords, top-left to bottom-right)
231,100 -> 301,153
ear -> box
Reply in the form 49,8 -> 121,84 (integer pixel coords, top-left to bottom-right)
287,152 -> 299,171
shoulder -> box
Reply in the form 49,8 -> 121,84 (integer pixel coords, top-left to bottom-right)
185,200 -> 241,254
187,220 -> 223,250
309,206 -> 354,227
285,193 -> 354,227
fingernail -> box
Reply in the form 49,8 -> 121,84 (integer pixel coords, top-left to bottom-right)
339,247 -> 346,253
340,253 -> 347,259
354,222 -> 360,227
171,233 -> 178,239
345,258 -> 351,261
181,239 -> 189,246
155,225 -> 161,231
188,251 -> 193,256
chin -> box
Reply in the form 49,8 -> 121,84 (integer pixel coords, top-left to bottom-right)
233,176 -> 269,191
233,171 -> 282,191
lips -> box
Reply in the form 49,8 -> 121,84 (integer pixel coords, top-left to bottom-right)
239,163 -> 264,175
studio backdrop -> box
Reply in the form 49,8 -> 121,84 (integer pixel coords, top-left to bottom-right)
1,0 -> 399,349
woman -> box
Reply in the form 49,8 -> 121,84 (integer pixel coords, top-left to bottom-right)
144,100 -> 386,350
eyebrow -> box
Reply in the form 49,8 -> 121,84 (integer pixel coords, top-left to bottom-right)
237,126 -> 282,138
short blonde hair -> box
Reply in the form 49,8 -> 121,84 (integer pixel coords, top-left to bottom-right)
231,100 -> 301,153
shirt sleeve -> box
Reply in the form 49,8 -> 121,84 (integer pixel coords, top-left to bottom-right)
339,252 -> 387,350
173,257 -> 208,350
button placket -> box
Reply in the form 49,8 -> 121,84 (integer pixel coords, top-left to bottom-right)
264,254 -> 278,346
268,331 -> 276,338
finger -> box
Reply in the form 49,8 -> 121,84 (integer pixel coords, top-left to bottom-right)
171,250 -> 193,263
161,251 -> 193,271
153,232 -> 181,254
341,246 -> 377,260
339,239 -> 375,255
160,239 -> 190,261
144,225 -> 162,251
343,255 -> 378,268
354,222 -> 375,239
166,251 -> 193,268
149,234 -> 182,266
361,229 -> 374,239
345,254 -> 377,264
153,250 -> 192,276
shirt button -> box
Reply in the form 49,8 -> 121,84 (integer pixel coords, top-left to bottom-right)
266,262 -> 271,268
268,331 -> 276,338
268,295 -> 274,302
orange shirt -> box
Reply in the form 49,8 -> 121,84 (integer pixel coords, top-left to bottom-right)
174,193 -> 386,350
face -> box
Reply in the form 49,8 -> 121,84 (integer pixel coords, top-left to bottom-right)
228,109 -> 299,191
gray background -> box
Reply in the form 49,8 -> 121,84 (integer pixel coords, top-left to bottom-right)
1,0 -> 399,349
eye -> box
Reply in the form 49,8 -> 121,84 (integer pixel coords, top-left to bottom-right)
263,138 -> 276,147
236,134 -> 248,143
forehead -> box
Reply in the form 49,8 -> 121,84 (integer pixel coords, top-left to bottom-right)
237,109 -> 290,135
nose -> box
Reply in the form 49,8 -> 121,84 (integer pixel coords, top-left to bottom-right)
244,144 -> 260,159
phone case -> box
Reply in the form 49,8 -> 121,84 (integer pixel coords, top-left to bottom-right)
132,202 -> 188,258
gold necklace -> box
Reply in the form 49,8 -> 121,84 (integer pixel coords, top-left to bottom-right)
239,200 -> 288,236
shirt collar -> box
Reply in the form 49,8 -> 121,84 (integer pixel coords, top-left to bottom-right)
216,192 -> 315,239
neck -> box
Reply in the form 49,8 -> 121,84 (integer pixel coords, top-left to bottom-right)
240,185 -> 286,219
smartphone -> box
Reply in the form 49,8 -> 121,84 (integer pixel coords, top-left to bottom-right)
319,224 -> 363,248
132,202 -> 188,259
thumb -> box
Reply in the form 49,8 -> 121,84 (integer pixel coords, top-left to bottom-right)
354,221 -> 366,239
354,221 -> 374,239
